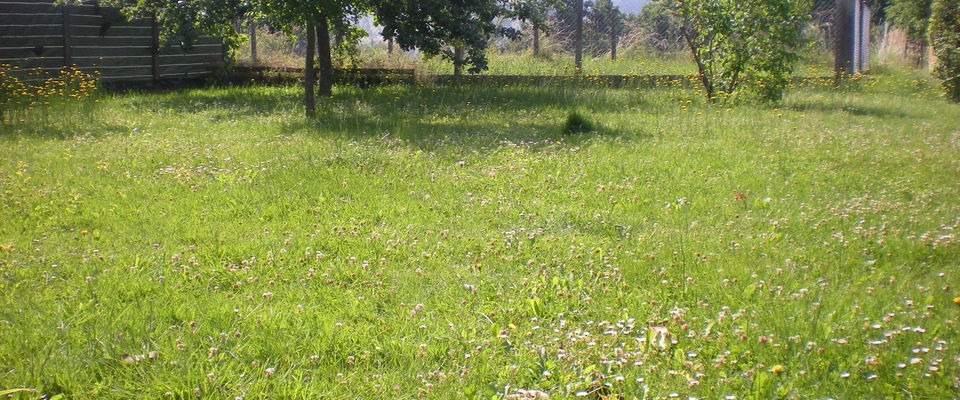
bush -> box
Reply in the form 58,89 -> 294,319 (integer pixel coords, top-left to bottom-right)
563,110 -> 595,134
929,0 -> 960,102
674,0 -> 811,103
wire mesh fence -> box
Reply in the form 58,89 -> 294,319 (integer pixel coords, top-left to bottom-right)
233,0 -> 870,79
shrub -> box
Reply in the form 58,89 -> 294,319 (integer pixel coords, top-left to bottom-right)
563,110 -> 595,134
673,0 -> 811,103
929,0 -> 960,102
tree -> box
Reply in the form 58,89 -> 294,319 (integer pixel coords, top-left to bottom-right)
888,0 -> 933,64
673,0 -> 811,102
635,0 -> 685,52
109,0 -> 520,115
929,0 -> 960,101
587,0 -> 626,59
508,0 -> 561,57
251,0 -> 366,97
548,0 -> 580,54
889,0 -> 933,41
375,0 -> 521,74
102,0 -> 249,51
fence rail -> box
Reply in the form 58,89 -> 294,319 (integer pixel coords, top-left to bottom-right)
0,0 -> 226,85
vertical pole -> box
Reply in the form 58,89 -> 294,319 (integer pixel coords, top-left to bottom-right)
861,3 -> 870,72
532,23 -> 540,57
305,24 -> 316,117
610,6 -> 617,61
151,14 -> 160,85
834,0 -> 854,77
850,0 -> 863,74
574,0 -> 583,72
249,21 -> 258,64
61,3 -> 72,67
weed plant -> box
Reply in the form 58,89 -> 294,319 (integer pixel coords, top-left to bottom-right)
563,110 -> 595,134
0,65 -> 100,133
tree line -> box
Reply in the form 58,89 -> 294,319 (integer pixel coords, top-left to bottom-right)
98,0 -> 959,116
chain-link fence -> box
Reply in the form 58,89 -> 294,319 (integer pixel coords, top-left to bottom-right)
233,0 -> 871,78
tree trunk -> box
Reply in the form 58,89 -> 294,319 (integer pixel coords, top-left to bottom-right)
249,21 -> 257,64
387,38 -> 394,54
304,24 -> 316,118
453,46 -> 464,76
316,16 -> 333,97
574,0 -> 583,72
532,23 -> 540,57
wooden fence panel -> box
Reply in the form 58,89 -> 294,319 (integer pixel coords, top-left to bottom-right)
0,0 -> 224,85
71,46 -> 153,58
0,2 -> 102,15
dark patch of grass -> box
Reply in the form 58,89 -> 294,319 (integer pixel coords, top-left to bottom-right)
563,110 -> 596,134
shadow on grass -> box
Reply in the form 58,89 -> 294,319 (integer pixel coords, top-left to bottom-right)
783,98 -> 912,119
0,118 -> 132,140
157,84 -> 646,150
3,84 -> 652,149
145,84 -> 640,116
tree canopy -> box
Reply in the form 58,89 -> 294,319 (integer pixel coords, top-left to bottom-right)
674,0 -> 811,102
929,0 -> 960,101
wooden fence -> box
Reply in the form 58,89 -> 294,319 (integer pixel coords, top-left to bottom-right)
0,0 -> 226,85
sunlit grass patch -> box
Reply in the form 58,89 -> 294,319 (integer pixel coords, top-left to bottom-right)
0,67 -> 958,399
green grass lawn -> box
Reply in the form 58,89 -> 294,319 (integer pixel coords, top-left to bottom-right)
1,69 -> 959,399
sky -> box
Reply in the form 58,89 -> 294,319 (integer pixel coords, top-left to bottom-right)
614,0 -> 649,15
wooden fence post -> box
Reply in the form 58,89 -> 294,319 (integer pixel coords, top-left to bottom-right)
151,14 -> 160,85
61,3 -> 72,67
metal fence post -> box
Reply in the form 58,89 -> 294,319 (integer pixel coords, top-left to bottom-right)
834,0 -> 854,76
857,1 -> 870,72
574,0 -> 583,72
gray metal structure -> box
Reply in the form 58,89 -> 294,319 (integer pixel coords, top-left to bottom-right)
0,0 -> 226,85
